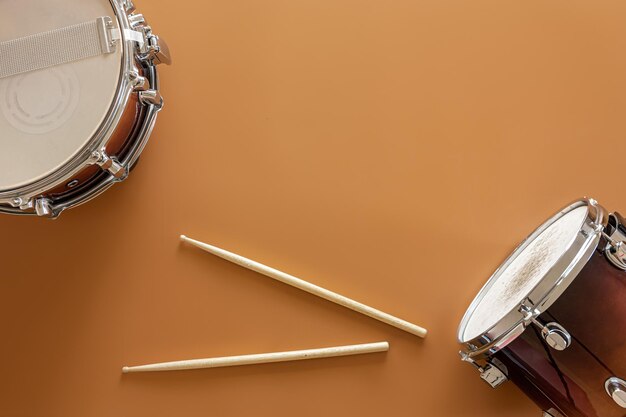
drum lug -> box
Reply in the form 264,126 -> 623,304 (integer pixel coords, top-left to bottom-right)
520,303 -> 571,351
146,34 -> 171,66
605,377 -> 626,408
35,197 -> 55,218
122,0 -> 136,13
540,322 -> 571,351
128,71 -> 148,91
91,151 -> 128,181
128,13 -> 145,29
139,89 -> 163,108
136,25 -> 171,66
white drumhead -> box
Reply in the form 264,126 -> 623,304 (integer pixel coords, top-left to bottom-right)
0,0 -> 122,191
460,205 -> 589,343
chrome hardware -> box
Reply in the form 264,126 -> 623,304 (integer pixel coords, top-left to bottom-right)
604,213 -> 626,270
480,363 -> 508,388
128,71 -> 148,90
139,89 -> 163,107
521,303 -> 571,351
19,199 -> 34,210
133,23 -> 171,66
66,179 -> 80,189
606,240 -> 626,270
123,0 -> 136,12
91,151 -> 127,180
145,34 -> 171,65
128,13 -> 145,28
459,352 -> 508,388
605,377 -> 626,408
35,198 -> 53,217
0,0 -> 168,217
540,322 -> 571,351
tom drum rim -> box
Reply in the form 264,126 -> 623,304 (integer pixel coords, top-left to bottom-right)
458,198 -> 608,359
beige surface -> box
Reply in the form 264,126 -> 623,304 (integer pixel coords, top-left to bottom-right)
0,0 -> 122,190
1,0 -> 626,416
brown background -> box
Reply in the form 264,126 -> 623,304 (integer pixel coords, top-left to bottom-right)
1,0 -> 626,416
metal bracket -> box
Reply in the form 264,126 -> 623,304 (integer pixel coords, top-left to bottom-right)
480,363 -> 508,388
459,352 -> 508,388
604,213 -> 626,270
96,16 -> 117,54
520,303 -> 571,351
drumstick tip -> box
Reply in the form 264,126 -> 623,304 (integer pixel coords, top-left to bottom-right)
122,366 -> 130,373
180,234 -> 188,242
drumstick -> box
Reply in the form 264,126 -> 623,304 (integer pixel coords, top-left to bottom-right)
180,235 -> 427,338
122,341 -> 389,373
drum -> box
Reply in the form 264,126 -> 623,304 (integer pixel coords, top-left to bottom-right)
458,198 -> 626,417
0,0 -> 170,217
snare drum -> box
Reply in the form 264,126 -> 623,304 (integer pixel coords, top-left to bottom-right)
0,0 -> 170,217
458,198 -> 626,417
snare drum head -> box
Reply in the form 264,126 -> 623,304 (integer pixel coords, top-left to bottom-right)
459,203 -> 590,343
0,0 -> 122,191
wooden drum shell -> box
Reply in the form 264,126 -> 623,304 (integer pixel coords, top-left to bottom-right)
495,251 -> 626,417
48,92 -> 142,201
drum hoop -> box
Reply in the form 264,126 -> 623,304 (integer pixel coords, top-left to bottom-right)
458,198 -> 608,359
0,0 -> 137,205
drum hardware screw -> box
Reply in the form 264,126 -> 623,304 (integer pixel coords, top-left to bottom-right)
11,197 -> 22,207
605,377 -> 626,408
128,71 -> 148,90
105,19 -> 117,49
67,179 -> 80,189
90,151 -> 102,163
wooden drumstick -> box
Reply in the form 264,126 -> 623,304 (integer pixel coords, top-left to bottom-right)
122,341 -> 389,373
180,235 -> 427,338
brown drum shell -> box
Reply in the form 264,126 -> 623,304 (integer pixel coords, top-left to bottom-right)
495,251 -> 626,417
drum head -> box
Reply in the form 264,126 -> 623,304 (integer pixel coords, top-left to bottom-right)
459,204 -> 589,343
0,0 -> 122,191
